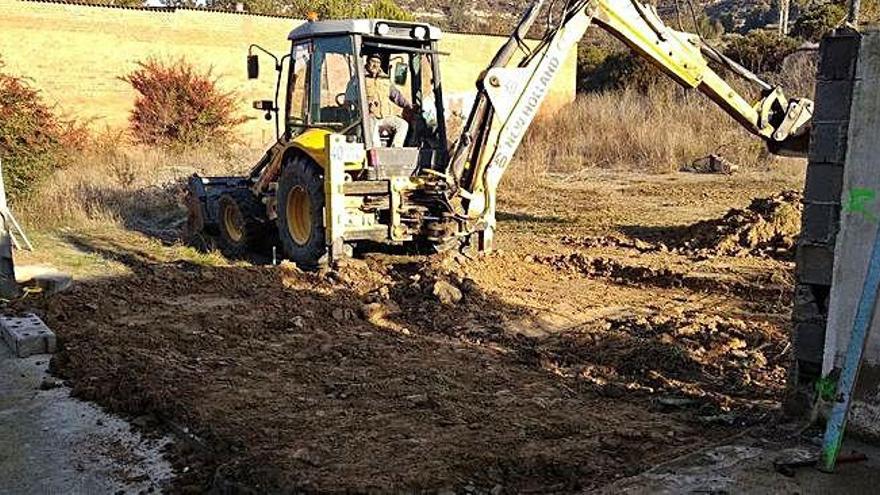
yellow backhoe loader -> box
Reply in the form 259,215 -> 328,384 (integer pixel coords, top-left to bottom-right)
185,0 -> 813,268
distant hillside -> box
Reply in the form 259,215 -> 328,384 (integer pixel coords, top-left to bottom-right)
394,0 -> 527,34
396,0 -> 855,36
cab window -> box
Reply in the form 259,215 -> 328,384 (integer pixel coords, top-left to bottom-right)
310,36 -> 361,136
287,41 -> 311,135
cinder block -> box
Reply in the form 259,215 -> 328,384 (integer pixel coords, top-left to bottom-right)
800,202 -> 841,244
796,242 -> 836,286
813,80 -> 855,122
817,33 -> 861,81
793,283 -> 824,321
1,314 -> 56,358
794,319 -> 827,367
808,122 -> 850,165
803,162 -> 845,203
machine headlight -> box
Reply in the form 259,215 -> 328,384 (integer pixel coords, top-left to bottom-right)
412,26 -> 427,39
376,23 -> 391,36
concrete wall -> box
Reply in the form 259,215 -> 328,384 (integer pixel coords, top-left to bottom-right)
823,28 -> 880,438
0,0 -> 576,147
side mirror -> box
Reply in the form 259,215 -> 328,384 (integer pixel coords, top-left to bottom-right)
253,100 -> 275,121
393,63 -> 408,86
247,54 -> 259,80
253,100 -> 274,111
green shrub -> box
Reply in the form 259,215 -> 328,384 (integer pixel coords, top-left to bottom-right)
792,2 -> 846,41
723,30 -> 800,73
122,58 -> 248,147
742,3 -> 777,32
0,60 -> 86,201
577,45 -> 661,93
445,0 -> 474,31
363,0 -> 414,20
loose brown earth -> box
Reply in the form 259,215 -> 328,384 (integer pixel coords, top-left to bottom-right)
16,166 -> 805,493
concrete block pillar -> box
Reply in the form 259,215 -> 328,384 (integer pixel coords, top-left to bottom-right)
792,30 -> 860,379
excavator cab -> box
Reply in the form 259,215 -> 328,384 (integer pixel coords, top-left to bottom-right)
283,21 -> 449,175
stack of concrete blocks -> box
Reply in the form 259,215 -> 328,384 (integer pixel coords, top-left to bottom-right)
793,30 -> 861,380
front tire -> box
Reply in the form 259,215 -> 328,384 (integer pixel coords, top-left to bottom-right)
276,155 -> 326,269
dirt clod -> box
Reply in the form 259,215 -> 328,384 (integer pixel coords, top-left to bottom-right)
38,376 -> 64,390
331,307 -> 357,321
432,279 -> 463,304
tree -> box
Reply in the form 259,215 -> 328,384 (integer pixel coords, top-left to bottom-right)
791,2 -> 846,41
723,30 -> 799,73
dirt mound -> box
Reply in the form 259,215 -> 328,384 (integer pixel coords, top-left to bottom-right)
675,190 -> 802,259
566,191 -> 803,260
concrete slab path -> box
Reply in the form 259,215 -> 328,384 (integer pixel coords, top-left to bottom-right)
0,344 -> 173,494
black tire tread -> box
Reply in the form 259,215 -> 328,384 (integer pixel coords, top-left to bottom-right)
276,155 -> 326,269
217,190 -> 265,257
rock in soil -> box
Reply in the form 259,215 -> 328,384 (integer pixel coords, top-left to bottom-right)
432,280 -> 463,304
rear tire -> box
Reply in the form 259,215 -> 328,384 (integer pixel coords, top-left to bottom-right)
217,191 -> 264,258
276,155 -> 326,269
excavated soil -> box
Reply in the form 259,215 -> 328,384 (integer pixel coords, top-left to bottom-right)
562,190 -> 803,261
15,170 -> 803,493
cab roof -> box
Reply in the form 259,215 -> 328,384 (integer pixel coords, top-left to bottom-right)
288,19 -> 442,42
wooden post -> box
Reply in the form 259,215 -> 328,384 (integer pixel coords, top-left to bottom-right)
849,0 -> 862,27
778,0 -> 791,35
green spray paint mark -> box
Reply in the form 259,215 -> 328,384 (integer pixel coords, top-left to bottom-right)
816,376 -> 837,402
844,188 -> 879,222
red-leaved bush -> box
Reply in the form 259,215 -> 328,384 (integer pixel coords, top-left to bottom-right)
0,58 -> 88,201
122,58 -> 247,147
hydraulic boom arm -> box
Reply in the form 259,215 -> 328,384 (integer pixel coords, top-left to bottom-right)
446,0 -> 814,244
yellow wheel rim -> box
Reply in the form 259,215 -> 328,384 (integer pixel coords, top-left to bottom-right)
223,204 -> 244,243
286,186 -> 312,245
